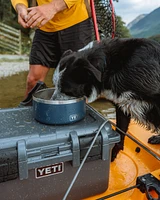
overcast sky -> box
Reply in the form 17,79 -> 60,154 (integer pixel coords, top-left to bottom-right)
113,0 -> 160,25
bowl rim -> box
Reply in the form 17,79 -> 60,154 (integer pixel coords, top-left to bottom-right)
32,88 -> 85,105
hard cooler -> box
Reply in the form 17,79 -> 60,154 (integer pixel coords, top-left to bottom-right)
0,104 -> 120,200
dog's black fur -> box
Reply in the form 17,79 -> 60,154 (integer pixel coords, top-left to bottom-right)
53,38 -> 160,161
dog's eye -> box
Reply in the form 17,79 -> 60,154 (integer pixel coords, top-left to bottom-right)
59,62 -> 66,71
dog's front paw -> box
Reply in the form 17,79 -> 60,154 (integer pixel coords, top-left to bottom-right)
111,143 -> 123,162
148,135 -> 160,144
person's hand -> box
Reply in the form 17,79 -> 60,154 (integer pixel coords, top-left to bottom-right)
16,4 -> 28,28
26,0 -> 67,28
26,3 -> 57,28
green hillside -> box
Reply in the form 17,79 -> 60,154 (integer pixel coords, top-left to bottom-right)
129,7 -> 160,38
149,34 -> 160,42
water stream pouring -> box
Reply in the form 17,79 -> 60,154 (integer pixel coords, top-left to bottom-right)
50,89 -> 75,101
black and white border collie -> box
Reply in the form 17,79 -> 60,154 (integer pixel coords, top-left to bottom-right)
53,38 -> 160,161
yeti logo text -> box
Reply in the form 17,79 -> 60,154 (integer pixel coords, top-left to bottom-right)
35,162 -> 64,179
69,114 -> 78,121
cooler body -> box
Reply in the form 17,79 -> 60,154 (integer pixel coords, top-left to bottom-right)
0,105 -> 120,200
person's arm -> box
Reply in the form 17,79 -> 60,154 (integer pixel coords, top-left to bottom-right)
11,0 -> 28,28
11,0 -> 28,9
26,0 -> 68,28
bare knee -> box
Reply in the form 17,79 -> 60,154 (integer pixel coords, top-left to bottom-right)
26,74 -> 38,91
25,65 -> 50,97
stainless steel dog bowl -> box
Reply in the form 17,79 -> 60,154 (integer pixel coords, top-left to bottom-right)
32,88 -> 86,125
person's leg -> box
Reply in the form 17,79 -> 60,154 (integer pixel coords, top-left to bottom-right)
25,64 -> 50,98
25,29 -> 60,98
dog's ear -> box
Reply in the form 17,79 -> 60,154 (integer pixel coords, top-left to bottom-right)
71,58 -> 102,82
61,49 -> 73,58
84,61 -> 101,82
88,49 -> 106,75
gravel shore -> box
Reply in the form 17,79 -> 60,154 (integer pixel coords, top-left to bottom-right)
0,55 -> 29,78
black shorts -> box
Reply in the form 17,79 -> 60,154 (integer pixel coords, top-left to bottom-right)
29,18 -> 93,68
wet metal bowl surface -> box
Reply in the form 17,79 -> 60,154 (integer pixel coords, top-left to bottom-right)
32,88 -> 86,125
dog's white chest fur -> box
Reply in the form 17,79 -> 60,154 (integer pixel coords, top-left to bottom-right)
103,90 -> 153,126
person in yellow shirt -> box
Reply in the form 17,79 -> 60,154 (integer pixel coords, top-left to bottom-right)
11,0 -> 93,100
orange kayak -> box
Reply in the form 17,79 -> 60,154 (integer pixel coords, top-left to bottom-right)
84,120 -> 160,200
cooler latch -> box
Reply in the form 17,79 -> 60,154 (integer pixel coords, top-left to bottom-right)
17,140 -> 28,180
70,127 -> 110,167
70,131 -> 80,167
101,126 -> 110,161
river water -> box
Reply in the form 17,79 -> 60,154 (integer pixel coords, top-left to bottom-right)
0,69 -> 115,119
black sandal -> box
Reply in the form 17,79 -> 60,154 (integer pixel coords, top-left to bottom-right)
19,81 -> 47,107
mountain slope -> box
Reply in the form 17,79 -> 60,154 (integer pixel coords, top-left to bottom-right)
129,7 -> 160,38
127,14 -> 147,29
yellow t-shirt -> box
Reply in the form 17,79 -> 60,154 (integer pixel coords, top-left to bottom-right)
11,0 -> 89,32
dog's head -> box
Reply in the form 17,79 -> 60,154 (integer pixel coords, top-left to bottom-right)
53,49 -> 103,103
